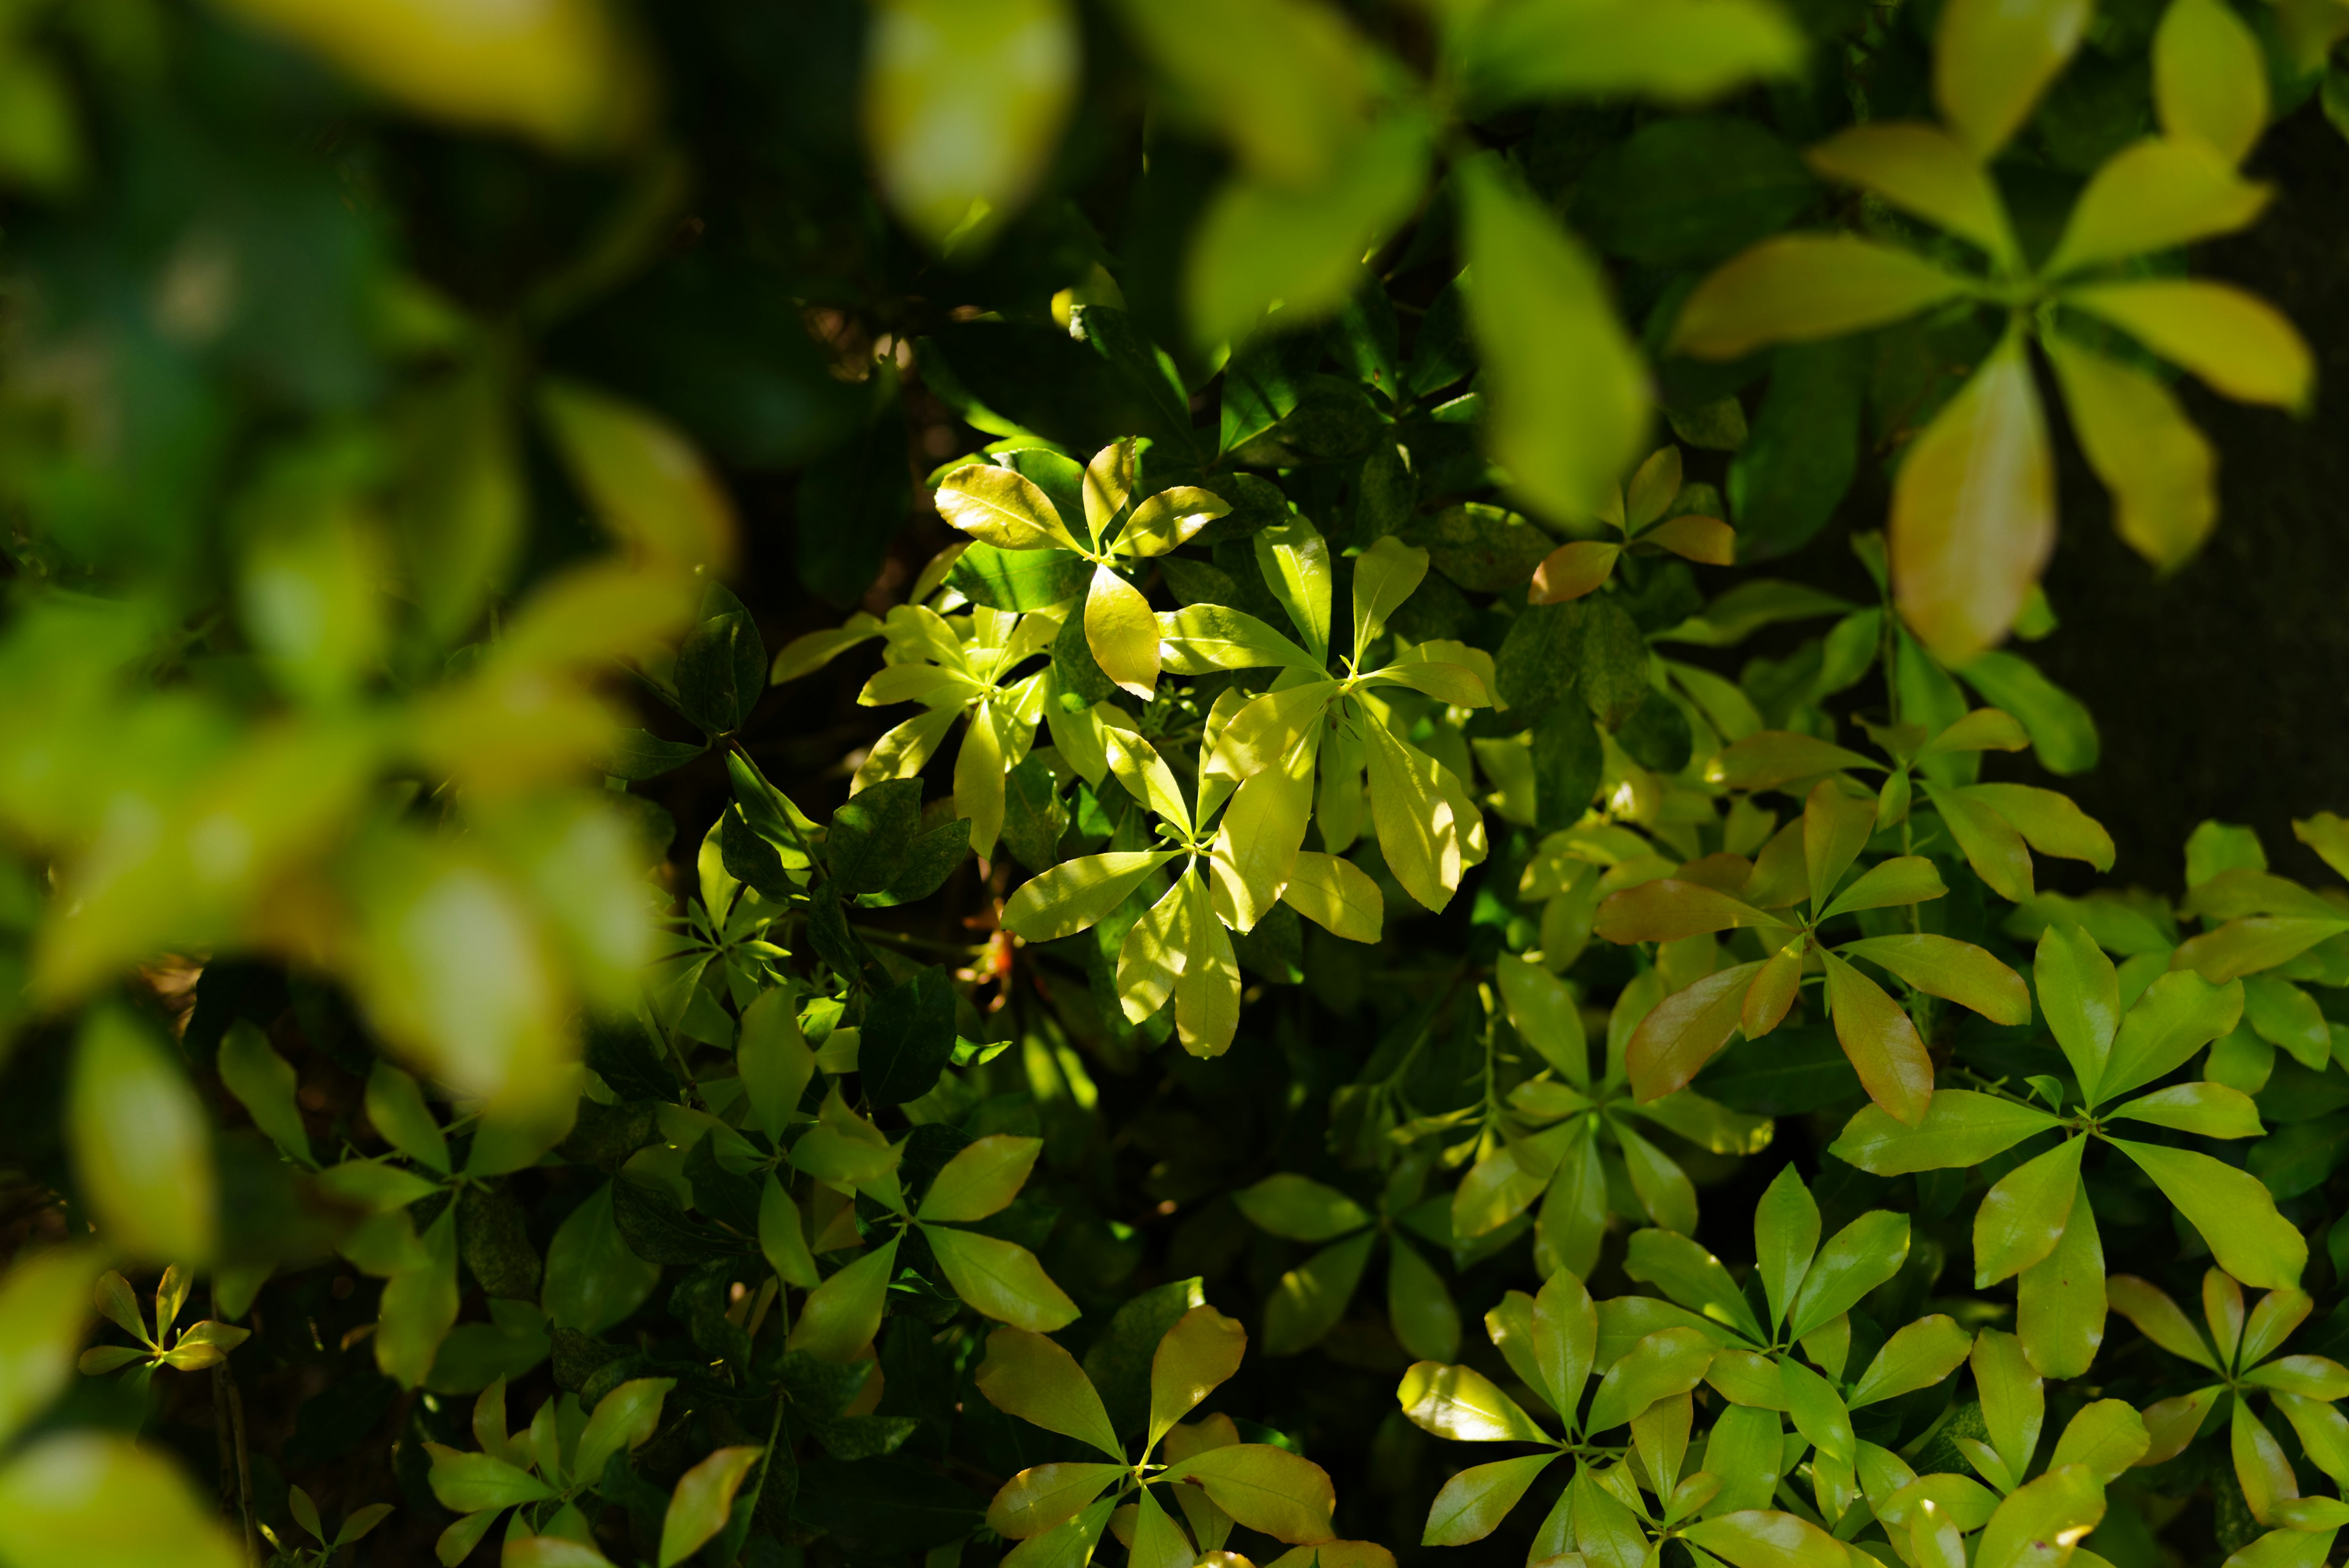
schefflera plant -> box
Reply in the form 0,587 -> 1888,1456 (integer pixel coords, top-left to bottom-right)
932,437 -> 1231,702
1527,445 -> 1736,604
1830,921 -> 2303,1378
1594,763 -> 2030,1127
1395,1268 -> 1854,1568
1002,714 -> 1384,1056
2109,1267 -> 2349,1534
1671,0 -> 2310,658
975,1305 -> 1354,1568
1174,529 -> 1499,916
1451,954 -> 1773,1281
1617,1167 -> 1969,1529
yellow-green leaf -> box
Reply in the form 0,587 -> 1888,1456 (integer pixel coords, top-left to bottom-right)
1420,1454 -> 1558,1547
658,1446 -> 763,1568
1672,234 -> 1972,361
1975,1137 -> 2087,1287
2044,136 -> 2271,278
1397,1361 -> 1551,1443
0,1433 -> 245,1568
975,1324 -> 1125,1458
2062,280 -> 2311,410
1149,1304 -> 1249,1446
0,1246 -> 102,1447
1281,850 -> 1383,943
926,1227 -> 1080,1332
210,0 -> 645,152
1889,331 -> 2054,661
921,1135 -> 1045,1223
863,0 -> 1078,248
2110,1139 -> 2305,1290
1003,850 -> 1179,942
1459,155 -> 1646,524
69,1006 -> 217,1265
537,380 -> 735,573
1806,121 -> 2018,264
987,1463 -> 1127,1540
2038,333 -> 2214,570
784,1235 -> 901,1361
2154,0 -> 2268,162
1822,949 -> 1934,1128
936,463 -> 1081,552
1934,0 -> 2091,155
1162,1443 -> 1337,1544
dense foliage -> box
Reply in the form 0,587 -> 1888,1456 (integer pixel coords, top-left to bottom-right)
0,2 -> 2345,1568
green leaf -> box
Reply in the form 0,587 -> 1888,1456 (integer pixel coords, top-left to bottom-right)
1840,934 -> 2030,1025
1754,1166 -> 1820,1337
1779,1354 -> 1855,1465
426,1445 -> 555,1513
757,1177 -> 820,1290
1254,519 -> 1334,663
1387,1236 -> 1461,1363
921,1134 -> 1044,1223
2044,137 -> 2271,278
1972,1463 -> 2104,1568
948,543 -> 1093,611
1234,1174 -> 1372,1243
218,1018 -> 313,1165
1187,115 -> 1431,351
658,1445 -> 764,1568
0,1244 -> 103,1448
1704,1408 -> 1788,1516
985,1463 -> 1127,1540
1148,1304 -> 1249,1447
828,778 -> 922,896
974,1324 -> 1125,1459
1597,881 -> 1780,943
1498,954 -> 1590,1086
1458,0 -> 1804,110
1086,565 -> 1162,700
1584,1326 -> 1716,1433
2034,921 -> 2121,1105
1933,0 -> 2091,156
1806,122 -> 2018,264
2017,1181 -> 2104,1380
574,1377 -> 675,1488
1362,719 -> 1462,913
1421,1454 -> 1558,1547
860,966 -> 958,1105
1158,604 -> 1318,677
70,1006 -> 216,1264
1680,1508 -> 1851,1568
1850,1316 -> 1975,1408
1083,1278 -> 1206,1440
543,1181 -> 662,1335
0,1434 -> 247,1568
1459,155 -> 1646,524
1674,235 -> 1972,360
1397,1359 -> 1552,1443
1004,850 -> 1179,942
1822,949 -> 1934,1128
1789,1211 -> 1909,1340
1625,961 -> 1763,1103
2099,970 -> 2244,1102
2244,976 -> 2332,1071
1974,1136 -> 2086,1287
1830,1089 -> 2060,1175
1972,1327 -> 2046,1485
377,1208 -> 461,1389
362,1067 -> 448,1175
2107,1082 -> 2263,1138
1160,1443 -> 1337,1544
924,1227 -> 1080,1332
2109,1138 -> 2306,1290
935,464 -> 1080,552
737,987 -> 815,1140
537,380 -> 733,571
785,1236 -> 901,1361
1957,653 -> 2101,776
2050,1399 -> 2150,1482
1266,1230 -> 1379,1355
1625,1229 -> 1765,1343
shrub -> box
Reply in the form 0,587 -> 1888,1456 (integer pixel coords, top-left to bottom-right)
0,2 -> 2339,1568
